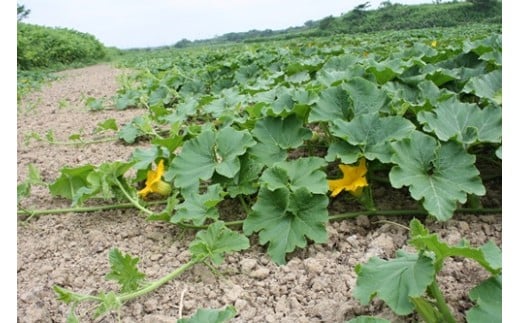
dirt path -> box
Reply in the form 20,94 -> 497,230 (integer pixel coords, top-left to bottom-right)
17,64 -> 502,322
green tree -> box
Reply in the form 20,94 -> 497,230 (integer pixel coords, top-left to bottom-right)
17,3 -> 30,21
379,1 -> 393,8
466,0 -> 498,9
319,16 -> 335,30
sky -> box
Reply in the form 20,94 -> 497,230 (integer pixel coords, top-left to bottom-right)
19,0 -> 431,49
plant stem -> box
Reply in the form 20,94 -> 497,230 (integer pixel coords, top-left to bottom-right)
328,207 -> 502,222
114,179 -> 155,216
49,137 -> 118,146
17,201 -> 166,217
238,195 -> 251,214
427,280 -> 457,323
118,258 -> 201,303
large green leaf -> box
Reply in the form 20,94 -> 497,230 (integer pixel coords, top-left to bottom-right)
249,115 -> 311,166
48,165 -> 95,201
71,161 -> 133,206
171,129 -> 215,190
309,86 -> 350,123
309,78 -> 387,123
410,220 -> 501,274
389,132 -> 485,221
172,127 -> 256,190
214,154 -> 263,198
243,187 -> 329,265
353,251 -> 435,315
466,275 -> 502,323
177,306 -> 237,323
325,140 -> 361,164
417,97 -> 502,145
189,221 -> 250,265
260,157 -> 328,194
366,57 -> 411,84
331,113 -> 416,163
148,86 -> 173,106
462,69 -> 502,105
214,127 -> 256,177
172,184 -> 224,226
343,77 -> 388,116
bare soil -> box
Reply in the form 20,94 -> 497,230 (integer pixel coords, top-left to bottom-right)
17,64 -> 502,323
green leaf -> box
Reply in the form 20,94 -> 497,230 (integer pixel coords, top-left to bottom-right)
286,71 -> 310,84
417,80 -> 455,107
116,89 -> 141,109
172,129 -> 216,190
149,86 -> 172,106
325,140 -> 361,164
177,305 -> 237,323
18,163 -> 46,201
366,57 -> 410,84
131,146 -> 162,170
151,135 -> 184,156
353,251 -> 435,315
68,133 -> 82,141
243,187 -> 329,265
189,221 -> 250,265
389,132 -> 485,221
331,113 -> 415,163
214,127 -> 256,177
214,154 -> 263,198
95,118 -> 118,133
17,182 -> 31,202
410,233 -> 501,274
250,115 -> 311,166
260,157 -> 328,194
309,86 -> 351,123
462,70 -> 502,105
345,316 -> 391,323
118,122 -> 142,144
417,97 -> 502,145
423,66 -> 458,86
343,77 -> 388,116
318,53 -> 363,86
53,285 -> 83,304
409,218 -> 429,237
162,97 -> 198,124
172,127 -> 255,190
466,275 -> 501,323
173,184 -> 224,226
105,248 -> 146,293
480,240 -> 502,271
71,161 -> 133,205
85,97 -> 104,111
49,165 -> 95,200
269,87 -> 296,116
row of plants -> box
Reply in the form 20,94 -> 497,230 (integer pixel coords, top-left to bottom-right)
18,24 -> 502,322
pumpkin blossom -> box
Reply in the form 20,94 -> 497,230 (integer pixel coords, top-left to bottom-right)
431,40 -> 438,47
138,159 -> 172,198
328,158 -> 368,198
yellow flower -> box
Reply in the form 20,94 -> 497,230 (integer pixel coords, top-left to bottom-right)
431,40 -> 438,48
327,158 -> 368,198
138,160 -> 172,198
